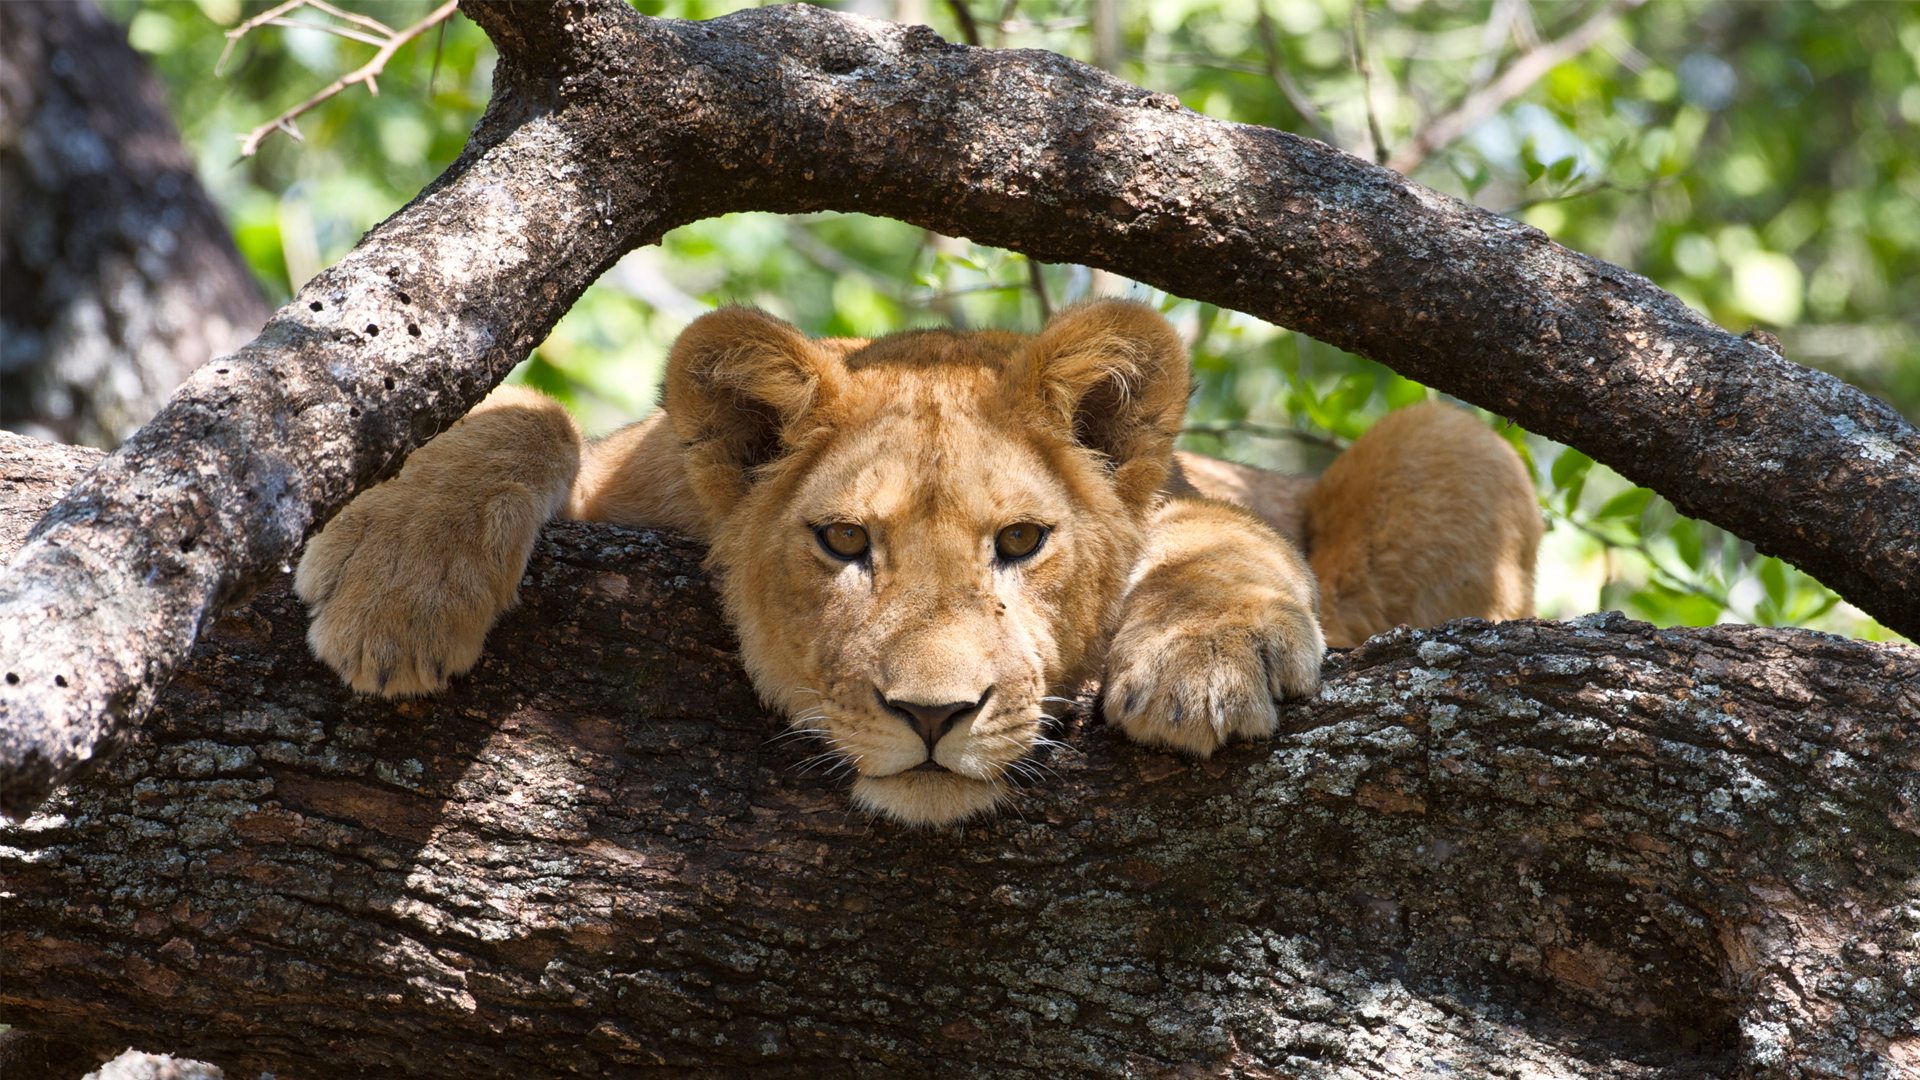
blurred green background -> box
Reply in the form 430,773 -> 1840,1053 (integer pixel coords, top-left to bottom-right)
104,0 -> 1918,640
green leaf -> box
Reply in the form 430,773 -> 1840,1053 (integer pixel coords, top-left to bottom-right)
1551,447 -> 1593,488
1758,558 -> 1789,610
1381,375 -> 1429,409
1520,137 -> 1546,183
1550,448 -> 1593,512
1596,487 -> 1654,521
1672,519 -> 1704,570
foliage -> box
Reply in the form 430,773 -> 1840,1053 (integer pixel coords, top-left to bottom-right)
108,0 -> 1916,640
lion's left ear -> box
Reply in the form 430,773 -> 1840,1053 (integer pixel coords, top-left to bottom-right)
1017,299 -> 1190,511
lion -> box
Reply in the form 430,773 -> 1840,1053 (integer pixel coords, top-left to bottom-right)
295,300 -> 1541,825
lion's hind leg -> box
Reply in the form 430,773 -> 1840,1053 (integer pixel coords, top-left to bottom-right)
1303,402 -> 1541,648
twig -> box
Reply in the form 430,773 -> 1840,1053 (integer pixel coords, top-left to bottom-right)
429,13 -> 450,95
1468,0 -> 1534,86
1497,172 -> 1677,215
263,17 -> 387,49
1090,0 -> 1119,70
782,221 -> 908,306
1387,0 -> 1643,175
1349,2 -> 1390,166
912,282 -> 1032,306
1253,2 -> 1337,144
216,0 -> 394,75
1025,257 -> 1053,319
945,0 -> 983,46
1545,501 -> 1734,611
1181,421 -> 1348,452
232,0 -> 460,158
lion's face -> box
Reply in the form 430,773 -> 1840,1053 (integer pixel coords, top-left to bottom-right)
668,303 -> 1189,825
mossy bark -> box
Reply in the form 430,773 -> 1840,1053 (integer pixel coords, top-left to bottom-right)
2,432 -> 1915,1079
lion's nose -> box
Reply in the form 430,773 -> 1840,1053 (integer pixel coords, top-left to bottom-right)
878,688 -> 991,755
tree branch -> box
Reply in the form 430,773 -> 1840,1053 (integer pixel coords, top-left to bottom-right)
0,431 -> 1914,1078
2,0 -> 1915,826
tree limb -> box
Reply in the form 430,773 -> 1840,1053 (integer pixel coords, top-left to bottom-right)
2,0 -> 1915,825
0,431 -> 1915,1078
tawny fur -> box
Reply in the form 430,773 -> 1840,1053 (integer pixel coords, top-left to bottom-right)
297,301 -> 1540,826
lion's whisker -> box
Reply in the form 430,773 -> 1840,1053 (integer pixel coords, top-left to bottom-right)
765,730 -> 824,749
792,748 -> 854,776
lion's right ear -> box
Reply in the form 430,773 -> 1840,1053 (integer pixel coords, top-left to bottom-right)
663,307 -> 841,519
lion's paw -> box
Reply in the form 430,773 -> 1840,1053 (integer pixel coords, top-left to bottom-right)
294,481 -> 543,698
1102,593 -> 1323,757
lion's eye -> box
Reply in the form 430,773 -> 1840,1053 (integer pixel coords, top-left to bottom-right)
994,522 -> 1049,562
815,522 -> 870,560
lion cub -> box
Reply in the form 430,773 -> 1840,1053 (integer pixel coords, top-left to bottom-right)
297,301 -> 1540,825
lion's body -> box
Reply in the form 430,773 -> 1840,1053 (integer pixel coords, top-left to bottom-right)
298,302 -> 1541,825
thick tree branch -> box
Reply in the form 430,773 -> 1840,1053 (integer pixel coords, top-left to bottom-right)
2,0 -> 1915,826
0,431 -> 1915,1078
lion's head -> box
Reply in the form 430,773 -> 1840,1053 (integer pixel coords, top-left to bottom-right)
662,300 -> 1190,825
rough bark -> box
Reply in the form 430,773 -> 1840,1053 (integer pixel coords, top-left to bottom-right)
2,0 -> 1916,816
1,431 -> 1916,1080
0,0 -> 269,448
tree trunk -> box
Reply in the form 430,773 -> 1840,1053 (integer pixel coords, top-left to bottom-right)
2,431 -> 1915,1080
0,0 -> 269,448
2,0 -> 1918,821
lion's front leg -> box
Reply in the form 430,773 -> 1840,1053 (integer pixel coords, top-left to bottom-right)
1102,497 -> 1324,756
295,386 -> 581,697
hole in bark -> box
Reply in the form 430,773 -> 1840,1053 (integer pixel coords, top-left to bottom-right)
383,377 -> 395,390
54,675 -> 67,687
309,301 -> 323,312
407,324 -> 420,337
397,290 -> 411,304
216,367 -> 229,375
350,406 -> 360,417
365,324 -> 379,336
820,51 -> 860,75
4,673 -> 17,685
179,535 -> 197,553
